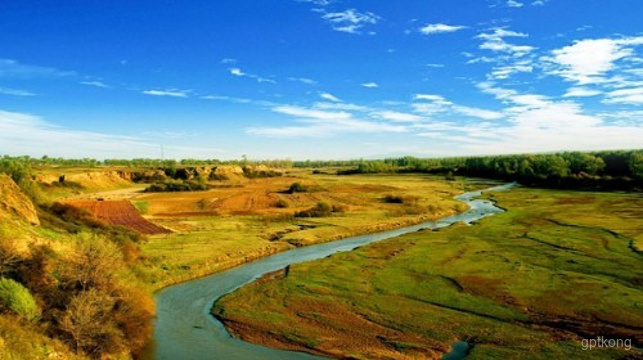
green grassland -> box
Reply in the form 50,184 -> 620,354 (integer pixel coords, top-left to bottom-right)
214,187 -> 643,359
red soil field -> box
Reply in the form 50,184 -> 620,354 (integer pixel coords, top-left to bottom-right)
68,200 -> 171,235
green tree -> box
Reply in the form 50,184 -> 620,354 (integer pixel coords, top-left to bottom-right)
629,151 -> 643,179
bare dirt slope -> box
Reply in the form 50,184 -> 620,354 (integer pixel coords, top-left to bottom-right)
67,200 -> 170,235
0,174 -> 39,225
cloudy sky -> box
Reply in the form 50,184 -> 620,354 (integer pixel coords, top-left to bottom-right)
1,0 -> 642,159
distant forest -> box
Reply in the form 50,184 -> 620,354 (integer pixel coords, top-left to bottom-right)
1,149 -> 642,191
331,150 -> 643,191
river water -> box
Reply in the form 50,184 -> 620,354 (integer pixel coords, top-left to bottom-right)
142,182 -> 516,360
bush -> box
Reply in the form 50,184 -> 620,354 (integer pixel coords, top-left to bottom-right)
295,201 -> 343,218
48,203 -> 107,231
59,288 -> 123,354
383,194 -> 404,204
59,285 -> 154,356
0,158 -> 33,184
332,204 -> 346,213
144,179 -> 210,192
0,237 -> 21,277
0,278 -> 40,321
58,234 -> 124,291
275,198 -> 289,208
287,182 -> 307,194
383,194 -> 418,204
209,173 -> 229,181
243,169 -> 282,178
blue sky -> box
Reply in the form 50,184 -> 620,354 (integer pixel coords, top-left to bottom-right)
0,0 -> 642,160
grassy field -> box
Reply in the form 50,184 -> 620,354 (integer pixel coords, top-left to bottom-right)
136,173 -> 468,289
213,187 -> 643,359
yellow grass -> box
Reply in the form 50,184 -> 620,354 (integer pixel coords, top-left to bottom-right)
137,173 -> 466,289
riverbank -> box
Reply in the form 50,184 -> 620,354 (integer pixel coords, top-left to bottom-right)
142,183 -> 513,359
214,187 -> 642,359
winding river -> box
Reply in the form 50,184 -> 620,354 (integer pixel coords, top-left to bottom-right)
141,182 -> 516,360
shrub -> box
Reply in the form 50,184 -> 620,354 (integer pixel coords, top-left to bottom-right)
295,201 -> 342,218
58,234 -> 123,291
332,204 -> 346,213
383,194 -> 405,204
243,169 -> 282,178
0,237 -> 21,277
209,173 -> 229,181
275,198 -> 290,208
112,286 -> 154,353
59,288 -> 123,354
144,179 -> 210,192
59,286 -> 154,356
287,182 -> 307,194
47,203 -> 107,233
0,278 -> 40,321
50,180 -> 83,189
0,158 -> 33,184
383,194 -> 418,204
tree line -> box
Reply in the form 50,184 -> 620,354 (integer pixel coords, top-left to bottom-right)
0,155 -> 294,168
334,150 -> 643,190
2,150 -> 642,190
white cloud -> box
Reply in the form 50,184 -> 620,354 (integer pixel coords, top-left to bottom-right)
247,119 -> 405,137
319,92 -> 342,102
229,67 -> 276,83
476,82 -> 550,109
413,93 -> 502,120
361,82 -> 379,88
0,87 -> 36,97
469,102 -> 643,153
603,87 -> 643,105
470,28 -> 538,81
462,80 -> 643,153
563,87 -> 603,98
230,68 -> 245,76
373,111 -> 423,122
321,9 -> 380,34
547,36 -> 643,85
220,58 -> 238,64
288,77 -> 318,85
413,94 -> 452,104
314,102 -> 370,111
426,63 -> 445,68
272,105 -> 351,120
249,105 -> 406,137
142,90 -> 189,98
200,94 -> 254,104
490,62 -> 533,79
414,91 -> 643,155
419,23 -> 466,35
452,105 -> 504,120
297,0 -> 332,5
80,81 -> 109,88
476,81 -> 517,99
506,0 -> 524,7
476,28 -> 534,56
0,109 -> 225,159
0,58 -> 75,78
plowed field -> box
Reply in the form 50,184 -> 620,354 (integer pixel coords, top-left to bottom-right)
68,200 -> 171,235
